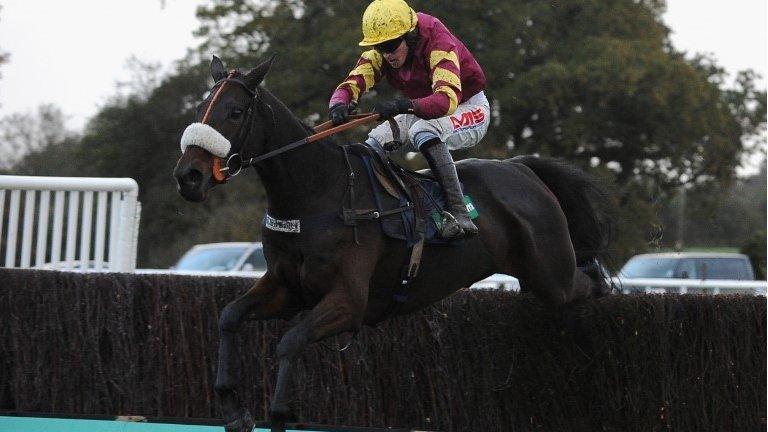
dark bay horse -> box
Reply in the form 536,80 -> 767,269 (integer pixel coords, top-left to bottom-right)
173,56 -> 611,431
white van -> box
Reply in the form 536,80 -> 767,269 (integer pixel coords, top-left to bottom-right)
620,252 -> 755,281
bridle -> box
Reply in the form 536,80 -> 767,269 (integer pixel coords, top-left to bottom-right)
200,71 -> 274,183
197,71 -> 379,184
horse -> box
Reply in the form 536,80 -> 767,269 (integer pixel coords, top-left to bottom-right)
173,56 -> 612,431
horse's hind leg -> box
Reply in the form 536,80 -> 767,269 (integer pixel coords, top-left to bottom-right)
516,230 -> 602,343
215,273 -> 296,432
509,219 -> 592,307
524,258 -> 594,306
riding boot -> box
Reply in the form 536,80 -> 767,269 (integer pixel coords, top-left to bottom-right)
420,138 -> 479,238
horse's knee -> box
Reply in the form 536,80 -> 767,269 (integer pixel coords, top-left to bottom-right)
275,304 -> 360,360
275,324 -> 310,360
219,303 -> 244,333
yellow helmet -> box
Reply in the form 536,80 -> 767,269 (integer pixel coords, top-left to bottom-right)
359,0 -> 417,46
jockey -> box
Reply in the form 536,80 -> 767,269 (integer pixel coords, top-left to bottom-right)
328,0 -> 490,239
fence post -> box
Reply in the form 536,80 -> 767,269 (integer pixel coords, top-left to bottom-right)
115,190 -> 139,272
0,176 -> 140,272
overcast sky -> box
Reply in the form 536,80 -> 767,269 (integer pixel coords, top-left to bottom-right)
0,0 -> 766,133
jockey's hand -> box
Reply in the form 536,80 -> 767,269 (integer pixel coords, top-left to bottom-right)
329,102 -> 357,126
373,98 -> 414,121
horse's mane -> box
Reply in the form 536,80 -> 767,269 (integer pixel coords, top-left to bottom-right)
257,85 -> 335,143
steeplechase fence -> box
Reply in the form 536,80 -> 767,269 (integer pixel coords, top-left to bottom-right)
0,176 -> 141,272
0,268 -> 764,431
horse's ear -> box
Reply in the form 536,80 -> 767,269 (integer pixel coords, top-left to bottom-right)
244,54 -> 277,90
211,55 -> 227,82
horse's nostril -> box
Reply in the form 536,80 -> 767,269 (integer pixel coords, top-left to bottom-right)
178,169 -> 203,189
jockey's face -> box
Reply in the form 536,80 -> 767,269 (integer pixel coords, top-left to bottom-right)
381,39 -> 408,69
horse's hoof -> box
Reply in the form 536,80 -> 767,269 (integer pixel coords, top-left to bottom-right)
223,410 -> 255,432
269,404 -> 297,423
269,420 -> 286,432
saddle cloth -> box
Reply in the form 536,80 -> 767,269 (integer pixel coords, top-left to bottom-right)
351,143 -> 476,247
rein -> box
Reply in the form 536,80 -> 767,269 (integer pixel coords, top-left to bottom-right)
221,112 -> 380,177
200,72 -> 379,180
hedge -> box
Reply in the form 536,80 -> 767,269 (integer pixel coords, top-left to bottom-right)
0,268 -> 765,431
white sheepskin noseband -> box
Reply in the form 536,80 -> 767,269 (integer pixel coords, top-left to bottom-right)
179,122 -> 231,158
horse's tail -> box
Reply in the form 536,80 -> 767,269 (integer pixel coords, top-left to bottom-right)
510,155 -> 615,296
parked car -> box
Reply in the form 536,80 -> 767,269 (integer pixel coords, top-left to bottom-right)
172,242 -> 266,274
170,242 -> 523,289
619,252 -> 755,281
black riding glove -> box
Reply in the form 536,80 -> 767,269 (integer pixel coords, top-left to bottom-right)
329,102 -> 357,126
373,98 -> 415,120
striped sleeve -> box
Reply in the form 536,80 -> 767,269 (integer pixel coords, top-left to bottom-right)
329,50 -> 383,108
413,48 -> 463,119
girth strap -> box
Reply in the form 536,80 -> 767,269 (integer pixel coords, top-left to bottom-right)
391,177 -> 427,305
343,205 -> 412,224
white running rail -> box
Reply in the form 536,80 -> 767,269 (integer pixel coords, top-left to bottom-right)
0,176 -> 141,272
466,274 -> 766,296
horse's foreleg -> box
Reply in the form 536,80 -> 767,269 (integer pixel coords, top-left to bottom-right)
215,273 -> 295,432
269,289 -> 364,422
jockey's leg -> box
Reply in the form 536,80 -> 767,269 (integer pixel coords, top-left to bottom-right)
364,114 -> 419,153
407,93 -> 491,238
419,138 -> 478,238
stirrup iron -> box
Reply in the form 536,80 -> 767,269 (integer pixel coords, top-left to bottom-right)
439,211 -> 464,239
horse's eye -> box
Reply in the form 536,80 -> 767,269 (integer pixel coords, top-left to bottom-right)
230,108 -> 244,120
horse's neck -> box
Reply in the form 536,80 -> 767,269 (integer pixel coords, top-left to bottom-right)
254,92 -> 348,217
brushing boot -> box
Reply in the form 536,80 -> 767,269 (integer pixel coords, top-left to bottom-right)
421,138 -> 478,239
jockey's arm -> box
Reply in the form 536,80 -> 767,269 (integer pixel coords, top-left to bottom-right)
329,50 -> 383,108
412,48 -> 463,120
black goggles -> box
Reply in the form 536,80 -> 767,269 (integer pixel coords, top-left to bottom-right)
374,37 -> 404,54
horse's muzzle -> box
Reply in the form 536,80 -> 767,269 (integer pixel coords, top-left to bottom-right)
174,166 -> 207,202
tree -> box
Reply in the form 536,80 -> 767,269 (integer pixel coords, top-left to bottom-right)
0,105 -> 77,172
659,162 -> 767,250
192,1 -> 764,188
190,0 -> 765,263
10,0 -> 765,267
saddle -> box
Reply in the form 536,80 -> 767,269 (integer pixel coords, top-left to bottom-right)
343,143 -> 472,247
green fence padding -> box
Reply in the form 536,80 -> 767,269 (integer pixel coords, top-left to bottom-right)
0,416 -> 323,432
